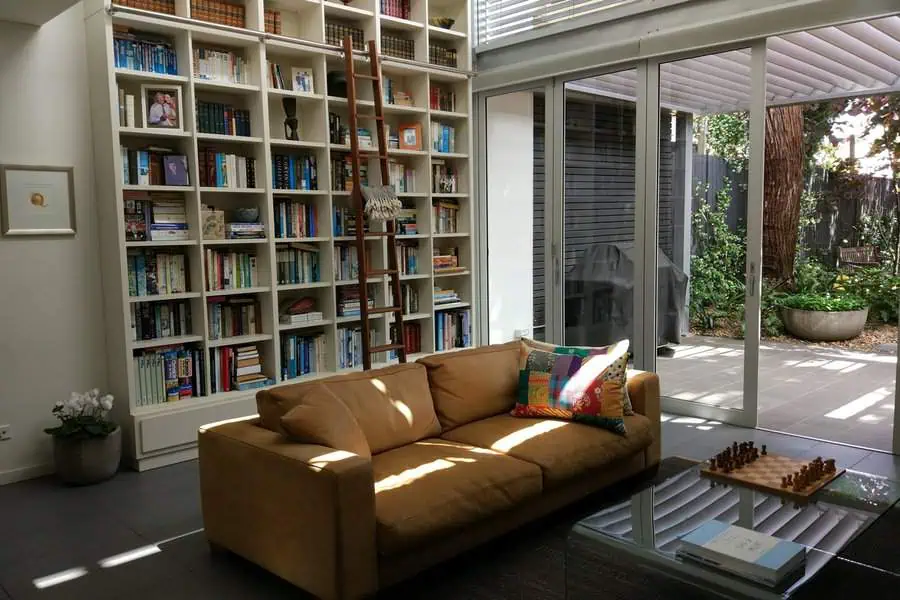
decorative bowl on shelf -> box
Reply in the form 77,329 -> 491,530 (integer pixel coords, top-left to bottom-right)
429,17 -> 455,29
232,207 -> 259,223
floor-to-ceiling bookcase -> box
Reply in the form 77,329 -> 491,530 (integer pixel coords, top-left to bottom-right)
84,0 -> 473,470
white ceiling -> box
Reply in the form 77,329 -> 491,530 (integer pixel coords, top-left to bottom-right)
570,15 -> 900,114
0,0 -> 81,26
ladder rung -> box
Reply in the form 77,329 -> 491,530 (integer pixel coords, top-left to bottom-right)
370,343 -> 405,354
355,74 -> 379,80
367,269 -> 399,276
356,114 -> 385,121
369,306 -> 403,315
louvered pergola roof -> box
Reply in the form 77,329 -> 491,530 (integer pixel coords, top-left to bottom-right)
569,16 -> 900,114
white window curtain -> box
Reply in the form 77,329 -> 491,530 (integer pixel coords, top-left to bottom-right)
475,0 -> 641,47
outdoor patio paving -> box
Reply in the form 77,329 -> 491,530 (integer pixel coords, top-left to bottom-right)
657,335 -> 896,451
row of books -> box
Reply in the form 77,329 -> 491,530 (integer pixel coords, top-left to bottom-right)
264,9 -> 282,35
430,85 -> 458,112
434,247 -> 465,273
328,113 -> 347,145
132,345 -> 205,406
115,1 -> 175,15
396,207 -> 418,235
326,22 -> 364,50
274,198 -> 319,239
333,207 -> 364,236
196,102 -> 252,137
429,45 -> 458,68
204,249 -> 259,291
433,199 -> 461,233
396,242 -> 420,275
124,191 -> 189,242
199,151 -> 257,189
382,35 -> 415,61
431,123 -> 457,153
267,62 -> 315,93
190,0 -> 246,28
273,154 -> 318,191
334,244 -> 362,281
381,0 -> 411,20
225,222 -> 265,240
281,334 -> 327,380
113,27 -> 177,75
401,322 -> 422,354
383,77 -> 413,107
338,327 -> 374,369
210,344 -> 273,393
331,156 -> 368,192
121,147 -> 190,187
117,88 -> 138,128
434,286 -> 461,306
388,162 -> 416,193
127,250 -> 188,296
193,47 -> 249,84
337,287 -> 375,317
432,160 -> 459,193
276,244 -> 321,285
388,283 -> 421,314
129,301 -> 192,341
436,308 -> 471,351
207,297 -> 260,340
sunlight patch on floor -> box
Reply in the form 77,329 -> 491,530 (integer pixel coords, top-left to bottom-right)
825,387 -> 893,420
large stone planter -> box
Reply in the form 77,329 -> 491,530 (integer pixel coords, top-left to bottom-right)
780,307 -> 869,342
53,426 -> 122,485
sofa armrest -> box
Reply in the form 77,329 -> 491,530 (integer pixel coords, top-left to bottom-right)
627,370 -> 661,467
198,417 -> 377,600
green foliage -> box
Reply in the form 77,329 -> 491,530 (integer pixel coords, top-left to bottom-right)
761,285 -> 787,337
702,112 -> 749,170
802,101 -> 848,175
779,293 -> 867,312
847,94 -> 900,176
793,259 -> 835,294
689,181 -> 746,329
856,212 -> 899,273
833,269 -> 900,323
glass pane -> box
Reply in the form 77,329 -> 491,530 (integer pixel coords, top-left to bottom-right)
656,49 -> 752,412
486,90 -> 545,342
563,70 -> 639,353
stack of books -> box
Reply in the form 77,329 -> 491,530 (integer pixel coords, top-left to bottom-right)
207,297 -> 260,340
150,195 -> 189,241
281,333 -> 327,380
433,247 -> 465,274
677,521 -> 806,588
337,287 -> 375,317
210,344 -> 273,392
127,249 -> 188,296
226,222 -> 265,240
276,243 -> 320,285
279,297 -> 324,326
396,206 -> 418,235
434,286 -> 461,306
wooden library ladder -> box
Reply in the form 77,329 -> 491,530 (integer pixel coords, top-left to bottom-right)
343,36 -> 407,370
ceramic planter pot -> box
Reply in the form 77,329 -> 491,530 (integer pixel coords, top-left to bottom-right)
780,307 -> 869,342
53,426 -> 122,485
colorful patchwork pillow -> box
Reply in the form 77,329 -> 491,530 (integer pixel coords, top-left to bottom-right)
512,341 -> 629,435
520,338 -> 634,415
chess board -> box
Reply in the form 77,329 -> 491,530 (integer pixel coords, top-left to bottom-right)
700,453 -> 845,502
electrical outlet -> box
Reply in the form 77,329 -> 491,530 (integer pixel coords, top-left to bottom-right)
0,424 -> 10,441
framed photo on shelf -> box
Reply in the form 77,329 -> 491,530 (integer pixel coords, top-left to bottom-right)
291,67 -> 315,93
0,164 -> 76,236
399,123 -> 422,151
141,84 -> 183,130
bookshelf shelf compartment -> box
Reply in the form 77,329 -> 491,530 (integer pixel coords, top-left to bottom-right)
270,139 -> 328,149
431,151 -> 468,159
193,79 -> 261,94
131,335 -> 205,350
125,240 -> 198,248
435,302 -> 470,311
128,292 -> 202,303
195,133 -> 264,144
119,127 -> 193,139
279,319 -> 334,332
275,236 -> 330,243
336,314 -> 385,324
198,187 -> 267,194
123,184 -> 195,192
323,1 -> 374,20
434,270 -> 470,278
208,333 -> 274,348
278,281 -> 331,291
433,232 -> 470,238
114,69 -> 189,84
432,192 -> 468,198
400,273 -> 431,280
272,189 -> 328,196
430,109 -> 468,120
202,238 -> 269,245
267,89 -> 325,102
380,15 -> 425,31
428,25 -> 467,41
206,286 -> 271,296
402,312 -> 432,321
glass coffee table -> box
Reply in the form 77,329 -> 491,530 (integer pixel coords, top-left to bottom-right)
566,462 -> 900,599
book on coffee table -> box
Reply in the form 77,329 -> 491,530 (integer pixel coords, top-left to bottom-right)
676,520 -> 806,587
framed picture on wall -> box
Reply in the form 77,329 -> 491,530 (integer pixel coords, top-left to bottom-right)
141,84 -> 183,130
0,165 -> 76,236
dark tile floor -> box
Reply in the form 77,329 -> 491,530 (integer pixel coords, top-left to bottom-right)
1,419 -> 897,600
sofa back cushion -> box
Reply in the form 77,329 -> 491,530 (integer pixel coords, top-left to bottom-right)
416,341 -> 520,430
279,384 -> 371,458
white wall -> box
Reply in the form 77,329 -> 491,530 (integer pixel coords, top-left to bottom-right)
486,92 -> 534,344
0,3 -> 107,484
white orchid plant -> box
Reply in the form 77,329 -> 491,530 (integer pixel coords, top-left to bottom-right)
44,389 -> 117,439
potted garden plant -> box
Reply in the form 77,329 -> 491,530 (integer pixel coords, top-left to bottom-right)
778,293 -> 869,342
44,389 -> 121,485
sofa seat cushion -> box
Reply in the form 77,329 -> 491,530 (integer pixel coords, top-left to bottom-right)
372,438 -> 543,556
441,414 -> 654,486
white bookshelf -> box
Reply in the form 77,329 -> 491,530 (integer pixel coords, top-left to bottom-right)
84,0 -> 473,470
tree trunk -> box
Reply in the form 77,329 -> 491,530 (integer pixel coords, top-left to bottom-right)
763,105 -> 805,280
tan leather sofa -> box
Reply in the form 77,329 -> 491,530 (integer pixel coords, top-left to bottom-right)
198,341 -> 661,600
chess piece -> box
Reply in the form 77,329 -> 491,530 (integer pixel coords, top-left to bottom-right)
761,444 -> 767,456
826,459 -> 836,473
781,476 -> 788,488
709,458 -> 717,471
786,474 -> 793,487
282,97 -> 300,141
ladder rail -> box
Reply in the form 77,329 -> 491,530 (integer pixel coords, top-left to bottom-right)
343,37 -> 408,370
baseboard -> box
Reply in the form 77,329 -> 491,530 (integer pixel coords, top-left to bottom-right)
135,445 -> 198,471
0,462 -> 53,486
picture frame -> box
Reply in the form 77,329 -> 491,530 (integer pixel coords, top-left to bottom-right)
290,67 -> 315,93
0,165 -> 76,236
399,123 -> 422,151
141,84 -> 183,130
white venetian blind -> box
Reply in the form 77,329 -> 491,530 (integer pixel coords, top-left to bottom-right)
476,0 -> 642,46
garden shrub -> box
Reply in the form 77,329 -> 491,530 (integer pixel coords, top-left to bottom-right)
779,293 -> 867,312
834,268 -> 900,323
